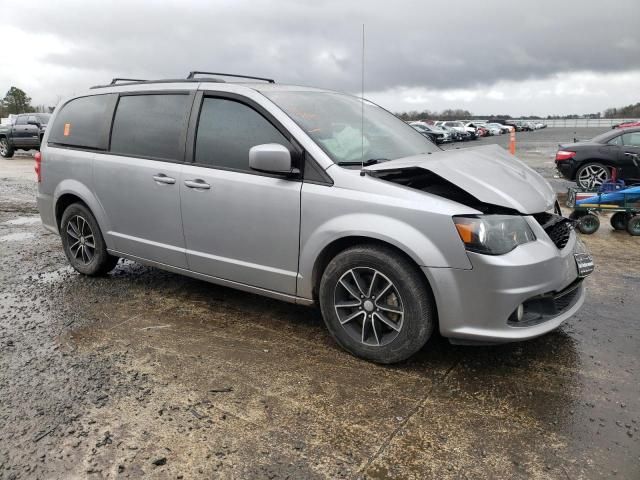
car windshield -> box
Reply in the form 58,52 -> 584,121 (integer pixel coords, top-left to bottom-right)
35,114 -> 50,125
261,91 -> 439,165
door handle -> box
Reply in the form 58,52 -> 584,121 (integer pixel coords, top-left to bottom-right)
153,174 -> 176,185
184,179 -> 211,190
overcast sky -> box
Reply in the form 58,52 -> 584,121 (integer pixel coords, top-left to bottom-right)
1,0 -> 639,116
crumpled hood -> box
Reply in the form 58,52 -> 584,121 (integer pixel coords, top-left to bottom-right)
364,144 -> 555,214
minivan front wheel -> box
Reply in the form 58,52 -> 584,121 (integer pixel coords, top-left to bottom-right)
319,245 -> 435,363
60,203 -> 119,276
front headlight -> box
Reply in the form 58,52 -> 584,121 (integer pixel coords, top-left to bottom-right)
453,215 -> 536,255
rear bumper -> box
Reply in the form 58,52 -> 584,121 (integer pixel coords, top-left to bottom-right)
423,228 -> 586,343
555,160 -> 576,180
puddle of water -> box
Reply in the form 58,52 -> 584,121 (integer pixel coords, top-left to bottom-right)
3,216 -> 41,225
0,232 -> 35,242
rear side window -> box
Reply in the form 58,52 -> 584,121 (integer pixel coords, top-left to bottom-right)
607,135 -> 623,146
195,97 -> 290,171
16,116 -> 27,125
621,132 -> 640,147
110,94 -> 191,161
49,94 -> 116,149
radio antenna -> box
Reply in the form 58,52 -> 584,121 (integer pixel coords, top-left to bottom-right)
360,24 -> 366,176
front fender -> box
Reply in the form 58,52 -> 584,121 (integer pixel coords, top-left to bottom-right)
297,212 -> 471,300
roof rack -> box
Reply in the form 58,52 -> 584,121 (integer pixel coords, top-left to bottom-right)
187,71 -> 275,83
90,71 -> 274,90
109,78 -> 147,85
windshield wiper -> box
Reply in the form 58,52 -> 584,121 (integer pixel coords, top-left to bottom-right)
337,158 -> 389,166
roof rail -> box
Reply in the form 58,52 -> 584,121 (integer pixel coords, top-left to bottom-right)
109,78 -> 147,85
187,71 -> 275,83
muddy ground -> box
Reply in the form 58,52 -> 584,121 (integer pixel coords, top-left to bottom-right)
1,131 -> 639,479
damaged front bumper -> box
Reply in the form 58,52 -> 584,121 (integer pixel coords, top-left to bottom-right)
422,225 -> 590,344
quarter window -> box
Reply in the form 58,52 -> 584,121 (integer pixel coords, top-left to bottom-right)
195,97 -> 290,171
48,94 -> 116,149
110,94 -> 191,161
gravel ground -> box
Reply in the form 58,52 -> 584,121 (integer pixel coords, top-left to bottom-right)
0,132 -> 639,479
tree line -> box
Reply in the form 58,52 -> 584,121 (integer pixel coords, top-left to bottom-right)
396,101 -> 640,121
0,87 -> 55,118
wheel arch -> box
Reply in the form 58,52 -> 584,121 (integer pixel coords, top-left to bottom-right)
55,193 -> 89,229
308,236 -> 432,306
573,159 -> 615,182
53,181 -> 112,247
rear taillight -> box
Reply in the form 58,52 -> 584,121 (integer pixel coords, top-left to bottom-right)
555,150 -> 576,161
34,152 -> 42,182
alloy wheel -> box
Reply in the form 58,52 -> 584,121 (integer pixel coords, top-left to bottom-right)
334,267 -> 404,347
0,139 -> 7,156
577,165 -> 609,189
66,215 -> 95,264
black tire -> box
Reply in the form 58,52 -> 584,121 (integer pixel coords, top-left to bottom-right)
575,162 -> 610,190
610,212 -> 628,231
627,216 -> 640,236
569,210 -> 586,220
576,213 -> 600,234
0,138 -> 14,158
319,244 -> 435,364
60,203 -> 119,275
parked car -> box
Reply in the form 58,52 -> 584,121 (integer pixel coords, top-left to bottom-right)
504,120 -> 522,131
440,122 -> 472,141
476,126 -> 489,137
409,122 -> 450,144
555,127 -> 640,188
468,124 -> 489,137
510,121 -> 533,132
487,123 -> 507,134
534,122 -> 547,129
460,122 -> 478,140
427,124 -> 453,143
0,113 -> 50,158
613,120 -> 640,129
37,72 -> 592,363
438,124 -> 464,142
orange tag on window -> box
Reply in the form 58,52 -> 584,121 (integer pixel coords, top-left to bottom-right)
63,123 -> 71,136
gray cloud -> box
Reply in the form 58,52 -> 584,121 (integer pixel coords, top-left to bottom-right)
2,0 -> 639,106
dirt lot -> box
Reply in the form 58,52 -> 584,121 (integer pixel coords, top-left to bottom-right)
1,132 -> 639,479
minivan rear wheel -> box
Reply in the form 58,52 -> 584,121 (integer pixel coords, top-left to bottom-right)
319,245 -> 435,364
60,203 -> 119,276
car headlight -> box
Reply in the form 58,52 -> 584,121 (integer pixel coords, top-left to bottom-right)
453,215 -> 536,255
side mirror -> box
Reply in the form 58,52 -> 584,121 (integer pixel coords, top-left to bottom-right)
249,143 -> 295,175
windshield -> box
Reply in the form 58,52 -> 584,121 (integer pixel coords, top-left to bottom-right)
261,91 -> 439,164
35,113 -> 50,125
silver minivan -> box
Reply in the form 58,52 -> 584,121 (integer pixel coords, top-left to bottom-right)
36,72 -> 593,363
